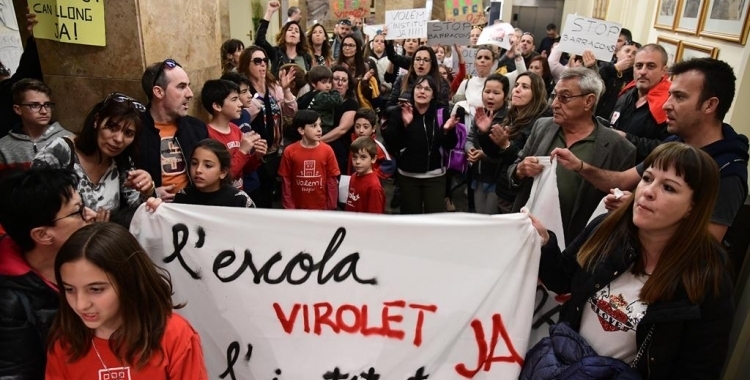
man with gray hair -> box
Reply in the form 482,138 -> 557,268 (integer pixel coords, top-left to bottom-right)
509,67 -> 636,244
286,6 -> 301,24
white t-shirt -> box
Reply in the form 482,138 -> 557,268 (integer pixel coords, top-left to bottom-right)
579,268 -> 649,363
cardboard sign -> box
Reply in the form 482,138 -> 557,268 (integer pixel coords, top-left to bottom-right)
476,22 -> 514,50
445,0 -> 485,24
385,8 -> 429,40
558,14 -> 622,62
131,206 -> 542,380
427,21 -> 472,46
29,0 -> 106,46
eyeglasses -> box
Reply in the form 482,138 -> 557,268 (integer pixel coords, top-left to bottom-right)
338,20 -> 352,26
332,77 -> 348,83
19,102 -> 55,112
104,92 -> 146,112
151,59 -> 181,90
414,85 -> 433,92
51,204 -> 86,224
414,57 -> 432,63
522,32 -> 534,37
551,92 -> 591,104
342,43 -> 356,48
252,57 -> 269,66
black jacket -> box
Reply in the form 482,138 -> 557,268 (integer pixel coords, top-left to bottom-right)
0,236 -> 59,380
596,63 -> 634,121
255,19 -> 313,79
383,106 -> 457,174
138,109 -> 207,188
609,86 -> 671,162
386,75 -> 451,109
539,215 -> 734,380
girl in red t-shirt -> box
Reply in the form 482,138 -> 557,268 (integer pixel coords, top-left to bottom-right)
45,223 -> 208,379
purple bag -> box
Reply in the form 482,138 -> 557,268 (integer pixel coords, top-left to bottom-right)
437,108 -> 468,173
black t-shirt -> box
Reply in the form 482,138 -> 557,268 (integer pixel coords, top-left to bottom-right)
174,184 -> 254,208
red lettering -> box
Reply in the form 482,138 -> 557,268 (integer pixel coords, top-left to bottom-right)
336,304 -> 361,333
273,303 -> 300,334
313,302 -> 340,334
360,304 -> 384,336
303,304 -> 310,333
381,300 -> 406,339
409,303 -> 438,347
454,314 -> 524,378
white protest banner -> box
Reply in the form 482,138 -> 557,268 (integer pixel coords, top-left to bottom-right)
456,46 -> 478,76
427,21 -> 472,46
558,14 -> 622,62
131,205 -> 542,380
385,8 -> 429,40
476,22 -> 514,50
521,158 -> 568,346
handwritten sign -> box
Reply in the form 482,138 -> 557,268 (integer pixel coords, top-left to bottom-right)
385,9 -> 429,40
558,14 -> 622,62
477,22 -> 515,49
445,0 -> 485,24
131,205 -> 541,380
455,47 -> 478,76
330,0 -> 369,20
30,0 -> 105,46
427,21 -> 472,46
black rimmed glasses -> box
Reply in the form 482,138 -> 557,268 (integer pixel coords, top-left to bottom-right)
151,58 -> 181,89
550,92 -> 592,104
20,102 -> 56,112
414,57 -> 432,63
104,92 -> 146,112
51,204 -> 86,224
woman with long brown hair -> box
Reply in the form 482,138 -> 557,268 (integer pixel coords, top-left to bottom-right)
46,223 -> 208,378
254,0 -> 313,78
307,23 -> 333,67
237,46 -> 298,208
524,142 -> 733,379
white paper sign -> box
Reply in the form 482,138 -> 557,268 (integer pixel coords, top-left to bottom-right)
427,21 -> 472,46
385,8 -> 429,40
363,24 -> 385,41
456,47 -> 478,77
558,14 -> 622,62
131,205 -> 542,380
476,22 -> 515,49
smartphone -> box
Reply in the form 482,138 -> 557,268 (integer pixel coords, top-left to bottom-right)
455,106 -> 466,120
398,98 -> 409,105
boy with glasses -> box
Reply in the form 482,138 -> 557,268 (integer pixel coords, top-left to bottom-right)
0,79 -> 71,172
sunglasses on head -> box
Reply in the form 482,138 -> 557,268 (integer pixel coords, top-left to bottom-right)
338,19 -> 352,26
151,58 -> 181,89
624,40 -> 642,48
104,92 -> 146,112
252,57 -> 269,65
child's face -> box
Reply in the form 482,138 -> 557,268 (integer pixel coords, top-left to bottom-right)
351,149 -> 375,175
238,84 -> 252,107
190,147 -> 226,192
14,90 -> 52,128
354,118 -> 374,137
219,90 -> 243,120
298,118 -> 323,143
314,79 -> 332,92
60,258 -> 121,339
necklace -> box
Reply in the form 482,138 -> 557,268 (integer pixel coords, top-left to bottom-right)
92,339 -> 109,370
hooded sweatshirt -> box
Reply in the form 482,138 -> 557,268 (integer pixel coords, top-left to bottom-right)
0,122 -> 71,172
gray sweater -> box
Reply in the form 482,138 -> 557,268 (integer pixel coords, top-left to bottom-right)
0,122 -> 71,171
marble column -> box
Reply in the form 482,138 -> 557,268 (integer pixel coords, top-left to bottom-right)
19,0 -> 227,131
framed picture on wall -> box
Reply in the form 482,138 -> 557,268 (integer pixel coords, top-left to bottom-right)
699,0 -> 750,44
675,0 -> 708,34
677,40 -> 719,62
656,36 -> 681,69
655,0 -> 680,30
592,0 -> 609,20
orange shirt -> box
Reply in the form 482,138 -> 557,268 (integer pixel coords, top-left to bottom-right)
46,313 -> 208,380
278,141 -> 340,210
155,122 -> 189,192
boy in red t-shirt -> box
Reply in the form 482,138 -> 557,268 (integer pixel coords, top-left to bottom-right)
348,108 -> 395,179
279,110 -> 339,210
201,79 -> 267,189
345,136 -> 385,213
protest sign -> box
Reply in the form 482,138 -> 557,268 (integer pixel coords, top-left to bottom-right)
330,0 -> 370,20
131,205 -> 542,379
29,0 -> 106,46
445,0 -> 485,24
0,0 -> 23,74
427,21 -> 472,46
363,24 -> 385,41
558,14 -> 622,62
477,22 -> 514,50
385,8 -> 429,40
455,46 -> 478,76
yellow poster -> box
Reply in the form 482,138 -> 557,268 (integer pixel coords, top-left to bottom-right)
29,0 -> 106,46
